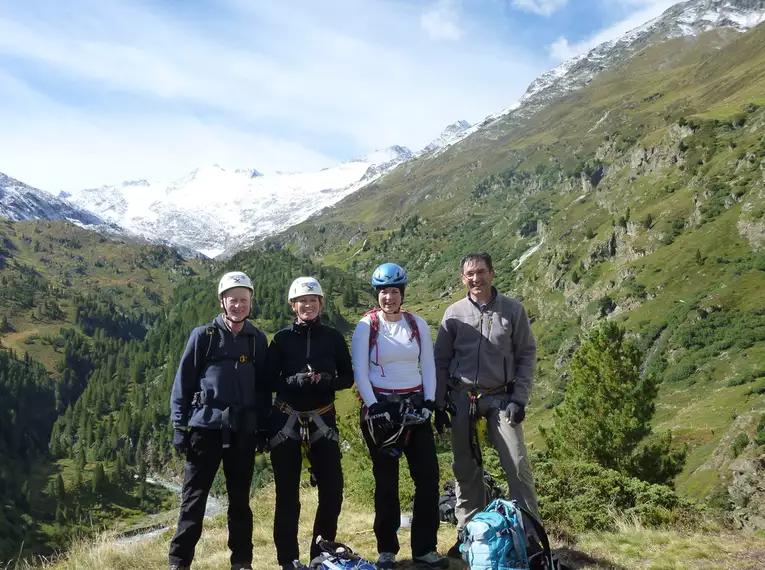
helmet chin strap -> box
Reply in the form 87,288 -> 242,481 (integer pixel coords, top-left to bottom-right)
381,305 -> 402,315
223,310 -> 247,324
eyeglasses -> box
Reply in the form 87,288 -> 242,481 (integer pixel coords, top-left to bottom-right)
462,269 -> 489,279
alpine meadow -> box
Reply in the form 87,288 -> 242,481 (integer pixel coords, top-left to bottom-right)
2,2 -> 765,570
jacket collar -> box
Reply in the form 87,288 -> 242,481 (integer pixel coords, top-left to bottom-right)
466,286 -> 498,313
291,315 -> 322,332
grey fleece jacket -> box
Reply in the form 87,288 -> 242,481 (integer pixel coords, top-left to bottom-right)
433,288 -> 536,408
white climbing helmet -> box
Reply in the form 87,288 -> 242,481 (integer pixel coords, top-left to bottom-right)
218,271 -> 254,296
288,277 -> 324,301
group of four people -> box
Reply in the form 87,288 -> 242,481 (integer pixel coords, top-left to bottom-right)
168,252 -> 539,570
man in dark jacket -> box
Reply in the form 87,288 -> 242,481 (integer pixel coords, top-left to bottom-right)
168,271 -> 270,570
268,277 -> 354,570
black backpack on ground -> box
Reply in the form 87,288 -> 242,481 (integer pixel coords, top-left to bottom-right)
438,472 -> 505,525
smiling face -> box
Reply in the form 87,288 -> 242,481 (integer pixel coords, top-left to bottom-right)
220,287 -> 252,322
290,295 -> 323,322
378,286 -> 402,314
461,258 -> 495,302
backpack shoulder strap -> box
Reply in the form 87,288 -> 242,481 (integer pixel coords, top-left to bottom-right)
363,309 -> 381,357
402,310 -> 421,359
204,325 -> 217,359
515,504 -> 554,568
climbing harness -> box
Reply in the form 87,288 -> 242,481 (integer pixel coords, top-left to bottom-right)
364,390 -> 429,457
270,399 -> 338,485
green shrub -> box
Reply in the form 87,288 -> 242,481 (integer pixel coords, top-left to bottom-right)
755,415 -> 765,446
534,456 -> 688,533
730,433 -> 749,458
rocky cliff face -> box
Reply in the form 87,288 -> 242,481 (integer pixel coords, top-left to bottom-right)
730,453 -> 765,530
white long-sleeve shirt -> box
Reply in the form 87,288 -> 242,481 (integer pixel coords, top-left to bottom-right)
351,310 -> 436,406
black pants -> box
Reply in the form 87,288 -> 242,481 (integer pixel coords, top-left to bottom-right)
361,418 -> 440,558
269,409 -> 344,565
169,428 -> 256,567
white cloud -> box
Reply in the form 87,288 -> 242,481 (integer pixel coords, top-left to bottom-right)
0,70 -> 335,191
0,0 -> 545,190
421,0 -> 464,41
548,36 -> 576,61
548,0 -> 678,61
511,0 -> 568,17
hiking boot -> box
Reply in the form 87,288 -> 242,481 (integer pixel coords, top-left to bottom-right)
376,552 -> 396,569
169,565 -> 190,570
231,564 -> 253,570
281,561 -> 307,570
413,552 -> 449,568
447,537 -> 462,559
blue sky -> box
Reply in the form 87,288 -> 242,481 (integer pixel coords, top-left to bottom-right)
0,0 -> 678,190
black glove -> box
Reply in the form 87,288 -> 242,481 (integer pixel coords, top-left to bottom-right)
420,399 -> 436,421
285,372 -> 313,387
173,427 -> 190,456
367,402 -> 393,430
505,401 -> 526,424
254,431 -> 269,454
434,407 -> 452,434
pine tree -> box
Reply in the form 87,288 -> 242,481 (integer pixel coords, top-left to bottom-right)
542,321 -> 681,481
56,474 -> 66,500
92,462 -> 106,493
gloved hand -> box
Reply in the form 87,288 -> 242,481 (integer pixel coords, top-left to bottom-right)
173,427 -> 190,456
308,371 -> 335,389
505,401 -> 526,424
420,399 -> 436,421
285,372 -> 313,387
367,402 -> 393,429
434,407 -> 452,434
254,431 -> 269,454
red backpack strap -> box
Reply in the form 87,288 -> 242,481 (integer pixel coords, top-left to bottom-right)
363,309 -> 381,363
402,310 -> 421,360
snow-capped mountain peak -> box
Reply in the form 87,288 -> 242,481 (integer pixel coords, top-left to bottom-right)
358,145 -> 413,165
0,171 -> 107,227
61,149 -> 413,258
451,0 -> 765,144
420,120 -> 472,155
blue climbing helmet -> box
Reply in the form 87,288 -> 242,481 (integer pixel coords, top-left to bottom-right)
371,263 -> 408,287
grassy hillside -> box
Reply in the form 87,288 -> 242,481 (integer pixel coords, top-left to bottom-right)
0,219 -> 205,371
264,24 -> 765,506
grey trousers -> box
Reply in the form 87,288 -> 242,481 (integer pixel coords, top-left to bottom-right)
449,388 -> 539,529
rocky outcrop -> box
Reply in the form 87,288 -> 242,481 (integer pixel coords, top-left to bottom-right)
730,454 -> 765,531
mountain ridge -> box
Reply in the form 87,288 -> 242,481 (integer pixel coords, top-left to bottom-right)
0,172 -> 111,229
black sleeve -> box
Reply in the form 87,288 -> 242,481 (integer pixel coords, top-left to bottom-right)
254,329 -> 271,431
267,335 -> 283,394
332,329 -> 354,391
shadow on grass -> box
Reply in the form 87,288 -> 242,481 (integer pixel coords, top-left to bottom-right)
390,549 -> 628,570
555,546 -> 629,570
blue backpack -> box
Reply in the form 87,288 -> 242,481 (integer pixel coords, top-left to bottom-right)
461,499 -> 555,570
